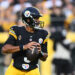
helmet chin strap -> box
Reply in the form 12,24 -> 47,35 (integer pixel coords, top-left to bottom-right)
34,26 -> 41,29
34,23 -> 42,29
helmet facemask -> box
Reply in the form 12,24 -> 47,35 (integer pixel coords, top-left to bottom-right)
33,20 -> 44,29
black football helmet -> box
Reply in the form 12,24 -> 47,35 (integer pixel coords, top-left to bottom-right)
22,7 -> 44,29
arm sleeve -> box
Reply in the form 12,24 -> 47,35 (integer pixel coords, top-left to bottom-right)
9,26 -> 17,40
41,42 -> 47,53
41,31 -> 49,53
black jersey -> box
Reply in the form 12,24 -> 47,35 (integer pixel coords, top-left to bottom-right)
5,26 -> 48,71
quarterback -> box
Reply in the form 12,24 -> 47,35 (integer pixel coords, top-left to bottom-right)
2,7 -> 48,75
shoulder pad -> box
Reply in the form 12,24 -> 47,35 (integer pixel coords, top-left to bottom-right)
9,25 -> 18,40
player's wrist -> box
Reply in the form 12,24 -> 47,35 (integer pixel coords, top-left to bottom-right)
19,44 -> 23,51
19,44 -> 28,51
23,44 -> 28,50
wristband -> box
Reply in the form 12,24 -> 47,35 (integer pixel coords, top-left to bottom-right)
19,44 -> 23,51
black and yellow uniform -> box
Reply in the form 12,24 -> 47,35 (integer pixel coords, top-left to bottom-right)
5,25 -> 48,75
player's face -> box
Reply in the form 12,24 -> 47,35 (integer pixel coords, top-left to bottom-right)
34,18 -> 44,28
34,18 -> 40,27
34,18 -> 40,23
26,18 -> 40,30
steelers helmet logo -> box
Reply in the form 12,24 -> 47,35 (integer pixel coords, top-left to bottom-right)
24,11 -> 30,17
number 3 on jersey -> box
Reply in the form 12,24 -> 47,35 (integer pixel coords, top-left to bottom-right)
24,57 -> 31,63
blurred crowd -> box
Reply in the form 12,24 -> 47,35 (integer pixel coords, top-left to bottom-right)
0,0 -> 75,75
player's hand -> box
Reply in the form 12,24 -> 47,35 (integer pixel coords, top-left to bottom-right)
28,42 -> 41,52
36,44 -> 41,53
23,42 -> 41,51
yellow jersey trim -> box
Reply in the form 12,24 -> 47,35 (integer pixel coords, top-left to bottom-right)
9,32 -> 17,40
43,38 -> 48,44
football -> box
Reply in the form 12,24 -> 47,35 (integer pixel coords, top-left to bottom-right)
26,46 -> 39,61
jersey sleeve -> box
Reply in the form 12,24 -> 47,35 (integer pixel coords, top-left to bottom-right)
9,26 -> 18,40
5,26 -> 18,45
41,42 -> 47,53
41,30 -> 49,53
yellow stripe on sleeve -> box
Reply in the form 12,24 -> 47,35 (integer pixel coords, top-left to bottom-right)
43,34 -> 50,44
9,29 -> 15,34
43,38 -> 48,44
9,32 -> 17,40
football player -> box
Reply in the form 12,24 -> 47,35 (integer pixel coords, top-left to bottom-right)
1,7 -> 48,75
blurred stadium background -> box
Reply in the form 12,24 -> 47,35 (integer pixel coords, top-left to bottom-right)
0,0 -> 75,75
